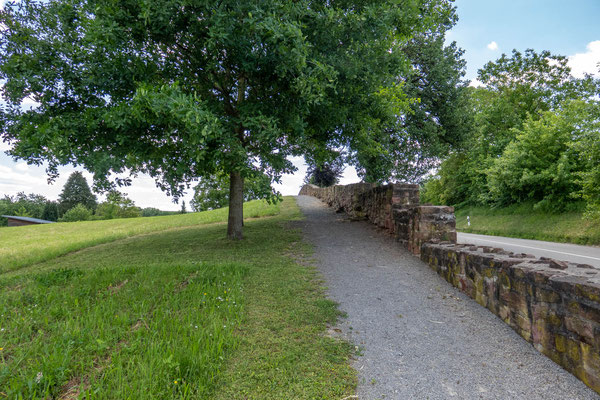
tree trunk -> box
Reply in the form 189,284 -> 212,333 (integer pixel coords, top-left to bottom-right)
227,171 -> 244,240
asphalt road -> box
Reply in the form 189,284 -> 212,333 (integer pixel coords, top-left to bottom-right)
296,195 -> 598,399
457,232 -> 600,268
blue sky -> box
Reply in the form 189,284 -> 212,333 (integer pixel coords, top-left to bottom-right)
1,0 -> 600,210
449,0 -> 600,80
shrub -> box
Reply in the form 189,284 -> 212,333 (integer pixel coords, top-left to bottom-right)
59,204 -> 92,222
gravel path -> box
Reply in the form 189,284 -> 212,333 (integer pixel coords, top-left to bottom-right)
295,195 -> 599,400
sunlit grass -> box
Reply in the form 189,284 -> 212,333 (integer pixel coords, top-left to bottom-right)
0,200 -> 280,274
0,197 -> 356,399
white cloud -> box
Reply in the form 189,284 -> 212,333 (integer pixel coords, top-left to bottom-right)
469,79 -> 484,88
487,41 -> 499,51
14,162 -> 28,172
568,40 -> 600,78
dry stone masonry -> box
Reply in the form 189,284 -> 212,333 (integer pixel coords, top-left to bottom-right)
421,242 -> 600,393
299,182 -> 600,395
299,183 -> 456,253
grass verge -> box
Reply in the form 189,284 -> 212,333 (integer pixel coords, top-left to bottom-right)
456,203 -> 600,245
0,197 -> 356,399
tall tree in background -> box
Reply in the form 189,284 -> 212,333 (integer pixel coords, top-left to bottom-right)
304,162 -> 344,188
41,201 -> 59,222
1,0 -> 455,239
58,171 -> 97,215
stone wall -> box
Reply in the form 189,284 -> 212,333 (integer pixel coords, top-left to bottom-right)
299,183 -> 456,255
421,242 -> 600,393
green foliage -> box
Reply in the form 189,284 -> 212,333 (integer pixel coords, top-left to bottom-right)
0,192 -> 49,225
180,201 -> 187,214
95,191 -> 141,220
41,201 -> 59,222
570,101 -> 600,218
58,172 -> 97,215
385,32 -> 472,182
191,173 -> 277,212
14,205 -> 32,217
426,49 -> 599,210
304,161 -> 344,188
348,8 -> 468,183
59,203 -> 92,222
0,0 -> 456,236
140,207 -> 179,217
487,102 -> 588,210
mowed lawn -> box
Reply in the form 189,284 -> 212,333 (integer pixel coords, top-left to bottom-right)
0,198 -> 356,399
0,200 -> 281,274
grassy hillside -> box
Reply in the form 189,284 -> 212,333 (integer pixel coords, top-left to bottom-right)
0,198 -> 356,399
455,203 -> 600,245
0,200 -> 280,274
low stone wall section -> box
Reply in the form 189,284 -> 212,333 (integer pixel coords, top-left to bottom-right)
300,182 -> 600,394
421,242 -> 600,393
299,183 -> 456,255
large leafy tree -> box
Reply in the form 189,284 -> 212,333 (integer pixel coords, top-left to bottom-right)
1,0 -> 454,239
58,171 -> 97,215
348,13 -> 469,183
424,49 -> 599,206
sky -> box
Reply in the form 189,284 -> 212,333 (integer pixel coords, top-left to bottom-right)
1,0 -> 600,210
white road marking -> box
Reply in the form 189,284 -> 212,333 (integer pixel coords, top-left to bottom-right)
460,236 -> 600,262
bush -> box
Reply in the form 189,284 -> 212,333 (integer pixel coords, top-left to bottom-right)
95,191 -> 140,220
59,204 -> 92,222
487,101 -> 588,211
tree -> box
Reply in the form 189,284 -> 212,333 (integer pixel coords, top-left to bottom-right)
180,201 -> 187,214
1,0 -> 455,239
95,191 -> 140,220
59,203 -> 92,222
304,162 -> 344,188
388,32 -> 472,182
58,172 -> 97,215
425,49 -> 599,207
487,103 -> 586,210
0,192 -> 48,225
191,172 -> 275,212
41,201 -> 59,221
570,100 -> 600,218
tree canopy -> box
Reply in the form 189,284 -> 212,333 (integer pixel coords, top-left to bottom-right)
58,171 -> 97,215
1,0 -> 458,238
422,49 -> 600,211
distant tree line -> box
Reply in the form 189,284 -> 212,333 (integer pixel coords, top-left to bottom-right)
420,49 -> 600,217
0,171 -> 180,226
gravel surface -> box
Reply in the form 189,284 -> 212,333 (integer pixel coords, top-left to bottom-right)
295,195 -> 599,400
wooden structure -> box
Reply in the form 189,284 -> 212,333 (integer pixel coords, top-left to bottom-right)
2,215 -> 56,227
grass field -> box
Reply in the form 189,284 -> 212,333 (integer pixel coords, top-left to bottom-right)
456,203 -> 600,245
0,200 -> 280,274
0,198 -> 356,399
